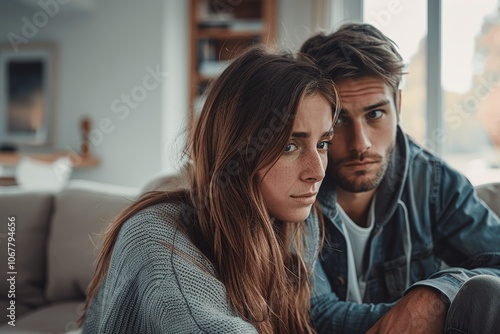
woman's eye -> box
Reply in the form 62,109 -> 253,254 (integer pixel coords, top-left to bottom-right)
284,143 -> 298,152
367,110 -> 384,119
317,141 -> 332,150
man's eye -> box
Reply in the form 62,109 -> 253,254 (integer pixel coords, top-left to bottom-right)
284,143 -> 298,152
367,110 -> 384,119
336,111 -> 347,125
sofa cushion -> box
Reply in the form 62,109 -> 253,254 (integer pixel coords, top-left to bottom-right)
0,300 -> 83,334
0,298 -> 33,327
476,182 -> 500,216
45,180 -> 138,303
0,192 -> 53,318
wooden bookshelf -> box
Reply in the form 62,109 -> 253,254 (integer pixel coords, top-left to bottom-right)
189,0 -> 277,128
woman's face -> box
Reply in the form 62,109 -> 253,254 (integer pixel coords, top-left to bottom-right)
260,94 -> 334,222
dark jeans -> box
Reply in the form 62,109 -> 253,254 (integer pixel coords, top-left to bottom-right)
445,275 -> 500,334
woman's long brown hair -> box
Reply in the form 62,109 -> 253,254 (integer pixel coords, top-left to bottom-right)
80,47 -> 338,333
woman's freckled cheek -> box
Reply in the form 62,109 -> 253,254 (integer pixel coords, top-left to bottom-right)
280,165 -> 296,191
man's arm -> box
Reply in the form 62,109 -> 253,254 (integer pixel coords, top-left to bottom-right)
366,286 -> 448,334
413,163 -> 500,302
365,162 -> 500,333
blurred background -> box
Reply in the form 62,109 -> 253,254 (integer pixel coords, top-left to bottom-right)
364,0 -> 500,185
0,0 -> 499,189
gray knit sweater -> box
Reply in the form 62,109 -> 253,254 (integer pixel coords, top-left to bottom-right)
82,201 -> 320,334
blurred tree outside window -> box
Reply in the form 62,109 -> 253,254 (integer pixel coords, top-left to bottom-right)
364,0 -> 500,185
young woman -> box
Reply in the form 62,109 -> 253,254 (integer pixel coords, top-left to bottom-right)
80,47 -> 339,334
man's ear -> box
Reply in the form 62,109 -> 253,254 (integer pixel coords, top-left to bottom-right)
396,89 -> 402,122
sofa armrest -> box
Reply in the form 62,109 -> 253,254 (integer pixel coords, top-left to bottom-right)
0,191 -> 54,323
475,182 -> 500,216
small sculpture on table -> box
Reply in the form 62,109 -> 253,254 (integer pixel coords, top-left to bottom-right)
80,117 -> 91,158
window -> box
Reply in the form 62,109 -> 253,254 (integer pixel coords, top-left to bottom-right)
441,0 -> 500,184
362,0 -> 500,185
363,0 -> 427,145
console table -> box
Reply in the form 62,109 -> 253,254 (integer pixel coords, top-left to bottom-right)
0,152 -> 99,168
0,152 -> 99,186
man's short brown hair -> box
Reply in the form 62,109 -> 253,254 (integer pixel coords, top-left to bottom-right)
299,23 -> 406,97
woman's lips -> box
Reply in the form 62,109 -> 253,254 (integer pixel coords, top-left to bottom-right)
290,192 -> 317,205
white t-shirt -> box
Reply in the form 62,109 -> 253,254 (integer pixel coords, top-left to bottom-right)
336,197 -> 375,302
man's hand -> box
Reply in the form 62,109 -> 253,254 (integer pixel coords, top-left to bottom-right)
366,287 -> 449,334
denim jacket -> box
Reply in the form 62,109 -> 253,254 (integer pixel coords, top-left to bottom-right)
310,126 -> 500,334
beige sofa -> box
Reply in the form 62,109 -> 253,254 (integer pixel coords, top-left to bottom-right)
0,179 -> 498,334
0,180 -> 139,334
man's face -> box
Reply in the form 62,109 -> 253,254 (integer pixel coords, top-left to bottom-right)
328,77 -> 400,193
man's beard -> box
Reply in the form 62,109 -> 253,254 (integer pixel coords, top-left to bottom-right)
329,143 -> 395,193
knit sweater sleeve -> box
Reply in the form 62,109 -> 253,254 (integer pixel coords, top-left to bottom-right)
82,202 -> 257,334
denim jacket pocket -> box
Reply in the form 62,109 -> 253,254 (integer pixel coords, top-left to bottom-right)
381,256 -> 408,300
380,247 -> 438,301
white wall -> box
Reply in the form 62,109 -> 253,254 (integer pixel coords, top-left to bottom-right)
161,0 -> 189,177
0,0 -> 180,187
277,0 -> 314,52
0,0 -> 314,188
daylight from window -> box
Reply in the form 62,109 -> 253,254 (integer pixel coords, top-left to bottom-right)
364,0 -> 500,185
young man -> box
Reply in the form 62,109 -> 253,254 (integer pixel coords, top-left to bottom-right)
301,23 -> 500,334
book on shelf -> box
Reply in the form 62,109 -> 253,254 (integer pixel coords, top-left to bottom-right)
198,19 -> 264,32
229,20 -> 264,32
198,21 -> 231,29
198,39 -> 217,61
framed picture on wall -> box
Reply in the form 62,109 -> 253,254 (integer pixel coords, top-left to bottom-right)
0,42 -> 57,149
